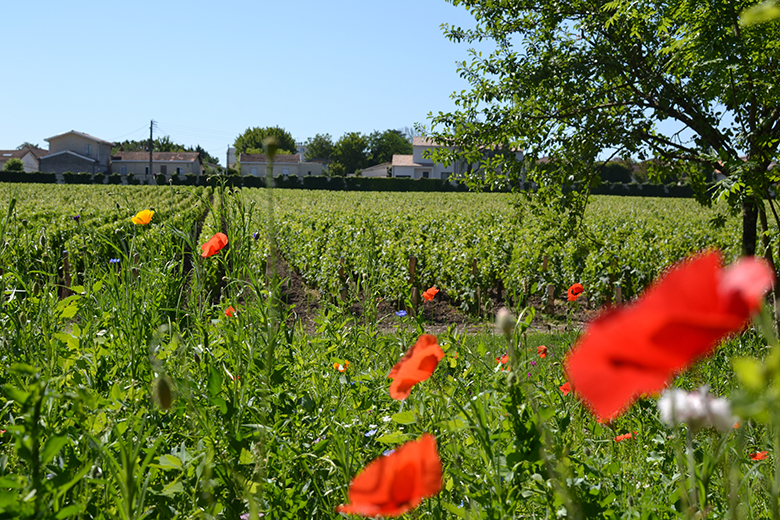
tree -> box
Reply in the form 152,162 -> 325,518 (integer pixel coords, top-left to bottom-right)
2,158 -> 24,172
368,129 -> 412,165
304,133 -> 334,161
234,126 -> 297,157
428,0 -> 780,257
16,142 -> 39,150
331,132 -> 370,175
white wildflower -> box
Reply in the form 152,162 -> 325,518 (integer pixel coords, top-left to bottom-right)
657,387 -> 737,432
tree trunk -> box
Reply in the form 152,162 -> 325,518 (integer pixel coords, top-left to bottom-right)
742,199 -> 758,257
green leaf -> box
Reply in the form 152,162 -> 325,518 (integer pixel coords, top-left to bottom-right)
208,367 -> 223,398
159,480 -> 184,497
376,431 -> 409,445
391,410 -> 417,425
157,454 -> 183,469
3,385 -> 30,405
41,435 -> 69,465
55,504 -> 84,519
741,0 -> 780,25
239,448 -> 254,464
734,357 -> 766,391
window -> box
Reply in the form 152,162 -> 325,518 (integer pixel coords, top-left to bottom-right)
176,167 -> 182,175
250,167 -> 258,176
85,144 -> 91,156
145,166 -> 149,174
282,167 -> 290,176
120,166 -> 128,175
422,171 -> 430,178
441,172 -> 451,181
160,165 -> 167,174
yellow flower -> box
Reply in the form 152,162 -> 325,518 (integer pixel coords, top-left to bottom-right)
131,209 -> 154,225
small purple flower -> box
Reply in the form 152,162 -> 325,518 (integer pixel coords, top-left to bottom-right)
252,231 -> 259,240
109,258 -> 120,264
395,310 -> 407,317
527,372 -> 532,378
72,215 -> 80,222
365,429 -> 378,437
530,360 -> 537,366
383,449 -> 395,457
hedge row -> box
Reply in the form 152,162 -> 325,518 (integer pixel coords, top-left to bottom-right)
0,170 -> 698,197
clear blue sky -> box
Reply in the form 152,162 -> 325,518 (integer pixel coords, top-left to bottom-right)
3,0 -> 491,164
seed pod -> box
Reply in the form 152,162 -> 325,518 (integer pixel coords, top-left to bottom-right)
154,376 -> 174,410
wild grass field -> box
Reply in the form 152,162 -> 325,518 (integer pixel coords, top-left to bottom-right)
0,183 -> 777,519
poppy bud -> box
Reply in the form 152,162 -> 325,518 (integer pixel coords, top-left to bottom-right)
495,307 -> 515,338
154,376 -> 174,410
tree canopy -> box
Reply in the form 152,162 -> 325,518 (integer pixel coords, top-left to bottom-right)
234,126 -> 297,157
304,133 -> 334,161
331,132 -> 370,175
368,129 -> 412,165
428,0 -> 780,257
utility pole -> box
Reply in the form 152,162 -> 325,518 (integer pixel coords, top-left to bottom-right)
149,120 -> 154,179
226,146 -> 229,175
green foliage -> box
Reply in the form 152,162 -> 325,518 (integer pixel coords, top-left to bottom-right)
303,133 -> 334,161
331,132 -> 370,175
430,0 -> 780,255
2,158 -> 24,172
234,127 -> 297,158
368,129 -> 412,165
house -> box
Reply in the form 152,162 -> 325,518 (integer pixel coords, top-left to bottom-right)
391,137 -> 523,180
38,130 -> 113,174
111,151 -> 203,179
0,146 -> 48,172
239,153 -> 325,177
361,162 -> 391,178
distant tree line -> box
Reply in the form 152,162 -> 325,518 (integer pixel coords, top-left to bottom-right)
233,127 -> 413,176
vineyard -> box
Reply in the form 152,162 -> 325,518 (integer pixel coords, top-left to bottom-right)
0,183 -> 776,519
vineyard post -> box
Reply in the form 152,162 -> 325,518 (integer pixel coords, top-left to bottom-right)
408,256 -> 418,313
59,250 -> 71,299
546,284 -> 555,314
132,252 -> 140,281
615,285 -> 623,305
339,257 -> 348,302
473,259 -> 481,316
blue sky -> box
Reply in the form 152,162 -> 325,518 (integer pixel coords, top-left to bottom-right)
3,0 -> 491,164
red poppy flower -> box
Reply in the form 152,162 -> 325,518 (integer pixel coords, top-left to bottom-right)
614,431 -> 638,442
559,382 -> 571,396
422,287 -> 439,302
750,450 -> 769,461
537,345 -> 548,358
336,433 -> 443,517
201,232 -> 228,258
388,335 -> 444,400
225,305 -> 235,318
567,283 -> 584,302
565,251 -> 774,421
496,354 -> 509,365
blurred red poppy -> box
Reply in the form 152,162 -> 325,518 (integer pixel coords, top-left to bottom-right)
336,434 -> 443,517
751,450 -> 769,461
559,382 -> 571,396
537,345 -> 548,358
201,232 -> 228,258
388,335 -> 444,400
422,287 -> 439,302
225,306 -> 235,318
565,251 -> 774,421
567,283 -> 584,301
